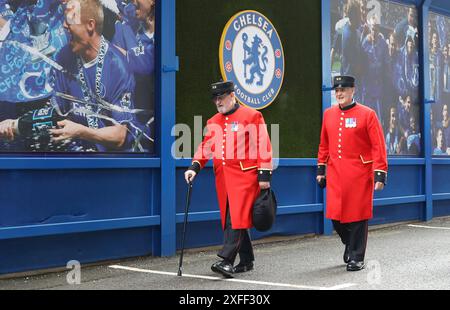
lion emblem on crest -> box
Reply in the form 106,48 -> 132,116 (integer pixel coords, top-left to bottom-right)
242,33 -> 269,86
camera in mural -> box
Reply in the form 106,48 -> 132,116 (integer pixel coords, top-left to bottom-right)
331,0 -> 421,156
0,0 -> 155,153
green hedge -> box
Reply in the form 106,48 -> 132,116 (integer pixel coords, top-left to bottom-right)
176,0 -> 322,158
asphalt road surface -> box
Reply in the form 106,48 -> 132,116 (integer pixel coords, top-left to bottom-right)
1,217 -> 450,291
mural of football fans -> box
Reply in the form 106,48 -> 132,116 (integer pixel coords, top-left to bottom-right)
361,15 -> 388,120
112,0 -> 155,152
49,0 -> 139,152
433,128 -> 446,155
430,13 -> 450,156
331,0 -> 421,156
0,0 -> 156,153
385,106 -> 401,155
331,0 -> 365,102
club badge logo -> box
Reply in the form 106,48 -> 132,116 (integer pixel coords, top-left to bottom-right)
219,10 -> 285,110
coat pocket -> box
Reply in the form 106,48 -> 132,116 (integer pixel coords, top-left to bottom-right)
360,155 -> 373,164
240,161 -> 258,171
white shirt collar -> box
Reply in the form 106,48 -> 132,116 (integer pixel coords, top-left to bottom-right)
82,55 -> 99,68
145,31 -> 154,41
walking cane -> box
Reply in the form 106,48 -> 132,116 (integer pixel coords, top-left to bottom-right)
177,181 -> 193,276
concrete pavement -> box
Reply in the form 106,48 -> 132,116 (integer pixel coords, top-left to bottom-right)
1,216 -> 450,290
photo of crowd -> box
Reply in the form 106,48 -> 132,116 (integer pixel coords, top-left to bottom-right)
429,12 -> 450,156
330,0 -> 421,156
0,0 -> 155,153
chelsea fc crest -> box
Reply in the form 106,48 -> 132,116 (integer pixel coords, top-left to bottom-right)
219,10 -> 285,110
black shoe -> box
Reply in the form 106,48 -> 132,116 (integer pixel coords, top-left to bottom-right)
346,260 -> 365,271
343,245 -> 350,264
234,261 -> 254,273
211,260 -> 234,278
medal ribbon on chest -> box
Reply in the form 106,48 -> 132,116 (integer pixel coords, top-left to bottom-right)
345,118 -> 357,128
231,121 -> 239,132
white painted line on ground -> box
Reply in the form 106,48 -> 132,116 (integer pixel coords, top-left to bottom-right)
109,264 -> 356,290
408,224 -> 450,230
327,283 -> 358,290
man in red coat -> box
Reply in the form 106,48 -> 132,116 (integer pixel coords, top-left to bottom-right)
317,76 -> 388,271
184,80 -> 272,278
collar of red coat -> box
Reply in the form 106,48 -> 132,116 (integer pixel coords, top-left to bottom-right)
223,103 -> 240,116
339,101 -> 357,111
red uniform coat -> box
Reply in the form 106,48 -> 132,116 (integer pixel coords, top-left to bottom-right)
317,103 -> 388,223
193,105 -> 272,229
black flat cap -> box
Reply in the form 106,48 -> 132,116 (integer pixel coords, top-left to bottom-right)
211,81 -> 235,97
333,75 -> 355,89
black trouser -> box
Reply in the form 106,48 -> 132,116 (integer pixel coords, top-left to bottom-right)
217,202 -> 254,265
332,219 -> 368,262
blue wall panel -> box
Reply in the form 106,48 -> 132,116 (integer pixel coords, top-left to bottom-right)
0,169 -> 156,227
271,166 -> 319,205
256,213 -> 322,238
176,168 -> 217,214
176,213 -> 322,250
0,228 -> 153,274
432,165 -> 450,194
176,165 -> 320,215
176,221 -> 222,249
371,203 -> 423,225
433,200 -> 450,217
374,165 -> 423,199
